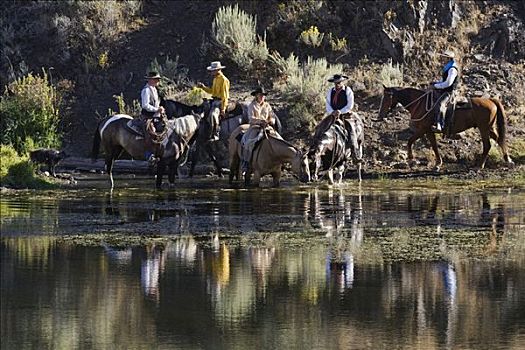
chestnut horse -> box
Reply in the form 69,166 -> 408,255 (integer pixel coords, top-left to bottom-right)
378,86 -> 514,170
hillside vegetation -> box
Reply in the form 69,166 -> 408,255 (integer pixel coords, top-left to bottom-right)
1,0 -> 524,173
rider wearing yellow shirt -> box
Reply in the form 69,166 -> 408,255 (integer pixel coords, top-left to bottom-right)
197,61 -> 230,140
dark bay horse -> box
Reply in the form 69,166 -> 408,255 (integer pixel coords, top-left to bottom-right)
378,86 -> 514,170
162,99 -> 242,177
228,125 -> 310,187
308,113 -> 364,184
91,112 -> 205,189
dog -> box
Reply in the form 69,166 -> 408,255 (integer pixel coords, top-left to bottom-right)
29,148 -> 68,177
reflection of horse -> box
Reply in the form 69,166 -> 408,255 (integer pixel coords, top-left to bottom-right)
378,86 -> 514,170
308,113 -> 364,184
91,112 -> 205,189
228,126 -> 310,187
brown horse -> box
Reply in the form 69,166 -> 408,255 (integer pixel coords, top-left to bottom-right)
378,86 -> 514,170
228,125 -> 310,187
91,112 -> 205,189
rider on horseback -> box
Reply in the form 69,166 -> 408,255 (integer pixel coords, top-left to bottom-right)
311,74 -> 355,140
431,50 -> 459,132
326,74 -> 354,118
141,71 -> 166,163
197,61 -> 230,141
241,86 -> 281,172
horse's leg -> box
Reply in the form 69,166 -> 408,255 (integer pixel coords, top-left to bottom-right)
407,130 -> 425,168
425,132 -> 442,171
168,161 -> 177,187
327,169 -> 334,185
106,146 -> 122,190
271,169 -> 281,188
336,165 -> 344,185
489,128 -> 514,167
156,159 -> 166,189
205,142 -> 223,178
479,130 -> 491,169
229,153 -> 240,185
252,171 -> 261,187
189,144 -> 199,178
106,157 -> 115,190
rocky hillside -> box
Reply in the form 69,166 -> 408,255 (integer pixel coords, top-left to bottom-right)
1,0 -> 524,172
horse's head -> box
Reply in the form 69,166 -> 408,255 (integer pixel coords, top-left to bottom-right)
291,149 -> 311,183
378,85 -> 399,119
307,129 -> 336,181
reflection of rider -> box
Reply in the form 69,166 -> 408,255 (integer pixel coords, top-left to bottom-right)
431,50 -> 459,132
241,87 -> 282,172
141,71 -> 166,162
197,61 -> 230,141
140,244 -> 166,304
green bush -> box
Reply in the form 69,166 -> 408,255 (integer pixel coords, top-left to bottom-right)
211,4 -> 268,72
0,71 -> 61,154
271,53 -> 343,132
0,145 -> 55,189
148,55 -> 191,98
379,59 -> 404,87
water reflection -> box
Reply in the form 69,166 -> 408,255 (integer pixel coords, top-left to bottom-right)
2,236 -> 524,349
1,187 -> 523,237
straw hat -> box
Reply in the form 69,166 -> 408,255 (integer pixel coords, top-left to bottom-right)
207,61 -> 226,71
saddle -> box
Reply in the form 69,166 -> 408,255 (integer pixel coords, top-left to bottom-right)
443,98 -> 472,135
126,117 -> 168,144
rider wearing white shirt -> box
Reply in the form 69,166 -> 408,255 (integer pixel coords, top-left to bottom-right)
432,51 -> 459,132
325,74 -> 354,117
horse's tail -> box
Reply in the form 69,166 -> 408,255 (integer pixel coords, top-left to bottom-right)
91,119 -> 103,161
491,98 -> 507,147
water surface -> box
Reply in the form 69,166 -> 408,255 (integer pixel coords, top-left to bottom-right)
1,179 -> 524,349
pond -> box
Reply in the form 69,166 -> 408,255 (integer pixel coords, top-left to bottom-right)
1,176 -> 524,349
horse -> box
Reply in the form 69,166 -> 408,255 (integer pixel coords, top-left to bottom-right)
378,86 -> 514,170
91,111 -> 206,189
308,113 -> 364,184
188,100 -> 282,178
160,99 -> 204,120
228,125 -> 310,187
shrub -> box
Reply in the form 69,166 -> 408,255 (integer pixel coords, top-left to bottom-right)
0,144 -> 55,189
183,87 -> 207,106
379,59 -> 404,87
0,71 -> 62,154
211,4 -> 268,72
271,53 -> 343,132
299,26 -> 324,48
148,55 -> 191,98
107,93 -> 141,117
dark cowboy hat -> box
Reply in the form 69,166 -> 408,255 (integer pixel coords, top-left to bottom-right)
144,71 -> 162,79
251,86 -> 267,96
327,74 -> 349,83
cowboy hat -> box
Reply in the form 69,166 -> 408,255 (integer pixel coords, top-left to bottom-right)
251,86 -> 267,96
327,74 -> 349,83
207,61 -> 226,71
144,71 -> 161,79
438,50 -> 455,59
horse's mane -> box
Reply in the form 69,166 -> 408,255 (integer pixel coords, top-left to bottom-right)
390,87 -> 427,106
266,133 -> 297,151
